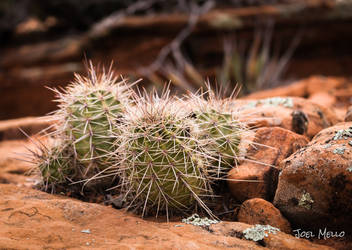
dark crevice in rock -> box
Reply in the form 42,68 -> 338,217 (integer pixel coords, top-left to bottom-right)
292,110 -> 308,135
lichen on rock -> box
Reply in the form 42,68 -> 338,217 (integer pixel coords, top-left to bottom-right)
333,146 -> 346,155
242,224 -> 280,242
245,97 -> 294,109
322,143 -> 332,149
182,214 -> 219,227
298,191 -> 314,209
333,126 -> 352,140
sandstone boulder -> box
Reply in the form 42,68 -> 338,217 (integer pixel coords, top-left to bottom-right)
227,127 -> 308,202
274,122 -> 352,233
234,96 -> 340,138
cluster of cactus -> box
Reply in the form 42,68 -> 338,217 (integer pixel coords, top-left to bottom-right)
35,64 -> 132,192
33,64 -> 249,218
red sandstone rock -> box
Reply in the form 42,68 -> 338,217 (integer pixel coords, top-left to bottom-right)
0,184 -> 334,249
234,96 -> 340,138
244,127 -> 309,165
0,116 -> 53,141
345,106 -> 352,122
237,198 -> 291,234
227,164 -> 278,203
308,92 -> 336,109
0,126 -> 341,249
274,122 -> 352,233
244,76 -> 345,100
227,127 -> 308,202
0,139 -> 39,186
210,222 -> 333,250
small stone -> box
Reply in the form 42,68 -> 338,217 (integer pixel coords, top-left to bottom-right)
237,198 -> 291,234
81,229 -> 91,234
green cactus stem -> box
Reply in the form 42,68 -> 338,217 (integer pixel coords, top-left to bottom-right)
117,92 -> 213,218
52,64 -> 133,168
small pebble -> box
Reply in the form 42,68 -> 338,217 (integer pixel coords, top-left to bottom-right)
81,229 -> 91,234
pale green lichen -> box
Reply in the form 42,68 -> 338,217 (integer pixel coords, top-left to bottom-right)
244,97 -> 294,109
322,143 -> 332,149
333,147 -> 346,155
182,214 -> 219,227
245,101 -> 259,109
298,192 -> 314,209
243,224 -> 280,242
333,127 -> 352,140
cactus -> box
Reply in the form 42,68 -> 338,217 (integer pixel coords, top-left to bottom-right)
31,138 -> 76,188
39,146 -> 73,185
117,91 -> 213,218
187,89 -> 246,179
52,64 -> 133,168
194,109 -> 242,177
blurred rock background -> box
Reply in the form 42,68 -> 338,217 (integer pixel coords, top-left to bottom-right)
1,0 -> 352,120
